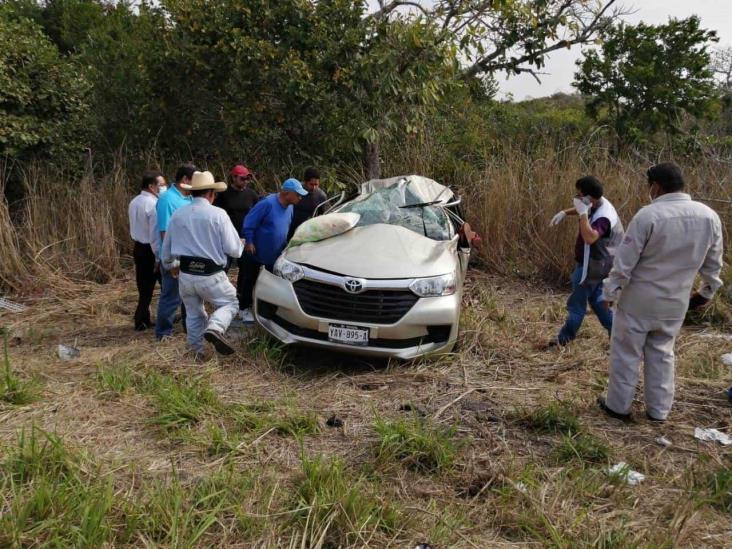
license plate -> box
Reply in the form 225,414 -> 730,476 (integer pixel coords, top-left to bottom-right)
328,324 -> 369,346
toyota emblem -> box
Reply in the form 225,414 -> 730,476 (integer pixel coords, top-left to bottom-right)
344,278 -> 364,294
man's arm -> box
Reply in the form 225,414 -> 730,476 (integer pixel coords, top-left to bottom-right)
696,216 -> 724,300
602,215 -> 648,303
578,215 -> 601,245
242,200 -> 269,244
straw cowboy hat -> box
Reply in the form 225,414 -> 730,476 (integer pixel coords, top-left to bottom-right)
180,171 -> 227,192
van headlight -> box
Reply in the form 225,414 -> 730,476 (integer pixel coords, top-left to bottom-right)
409,272 -> 456,297
273,256 -> 304,282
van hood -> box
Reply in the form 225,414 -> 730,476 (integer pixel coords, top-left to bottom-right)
285,224 -> 457,279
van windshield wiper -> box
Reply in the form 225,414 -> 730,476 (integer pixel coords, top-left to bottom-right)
399,200 -> 441,209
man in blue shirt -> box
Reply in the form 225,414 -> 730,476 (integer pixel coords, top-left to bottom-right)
154,163 -> 195,339
238,178 -> 308,323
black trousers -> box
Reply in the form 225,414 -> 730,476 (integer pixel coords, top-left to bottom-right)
236,253 -> 264,310
133,241 -> 160,329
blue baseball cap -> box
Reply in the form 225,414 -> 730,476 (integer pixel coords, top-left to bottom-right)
282,178 -> 308,196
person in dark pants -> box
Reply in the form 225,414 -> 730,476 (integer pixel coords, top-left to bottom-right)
288,167 -> 327,239
239,178 -> 308,323
214,164 -> 259,315
128,170 -> 164,330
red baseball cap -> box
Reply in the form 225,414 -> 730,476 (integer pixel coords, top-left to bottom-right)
230,165 -> 252,178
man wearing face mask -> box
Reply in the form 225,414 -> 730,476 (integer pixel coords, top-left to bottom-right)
128,170 -> 165,330
547,176 -> 624,347
598,162 -> 723,422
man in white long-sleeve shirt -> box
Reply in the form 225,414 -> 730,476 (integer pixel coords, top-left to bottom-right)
128,170 -> 165,330
598,162 -> 724,422
161,171 -> 244,356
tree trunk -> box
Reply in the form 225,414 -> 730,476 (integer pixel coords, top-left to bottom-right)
364,140 -> 380,180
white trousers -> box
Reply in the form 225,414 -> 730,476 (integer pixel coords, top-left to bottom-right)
178,272 -> 238,352
606,307 -> 684,419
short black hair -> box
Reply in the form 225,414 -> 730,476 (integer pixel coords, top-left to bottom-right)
141,169 -> 162,190
575,175 -> 603,199
191,188 -> 213,198
646,162 -> 685,193
175,163 -> 197,183
303,167 -> 320,182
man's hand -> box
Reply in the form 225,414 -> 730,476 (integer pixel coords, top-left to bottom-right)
602,300 -> 613,312
573,198 -> 590,217
550,211 -> 567,227
170,266 -> 180,279
689,292 -> 710,310
244,243 -> 256,255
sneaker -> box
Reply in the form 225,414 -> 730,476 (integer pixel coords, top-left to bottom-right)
597,396 -> 632,422
204,329 -> 235,355
645,411 -> 666,423
239,308 -> 255,324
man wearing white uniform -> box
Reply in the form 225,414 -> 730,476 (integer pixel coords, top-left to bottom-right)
598,162 -> 724,422
128,170 -> 165,330
161,171 -> 244,356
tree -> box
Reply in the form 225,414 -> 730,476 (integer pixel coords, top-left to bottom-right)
711,46 -> 732,90
573,17 -> 719,145
0,4 -> 90,162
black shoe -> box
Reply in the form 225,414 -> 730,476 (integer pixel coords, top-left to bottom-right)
204,330 -> 235,355
645,412 -> 666,423
597,396 -> 632,421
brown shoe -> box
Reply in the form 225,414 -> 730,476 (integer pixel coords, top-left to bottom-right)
204,330 -> 235,355
597,396 -> 632,422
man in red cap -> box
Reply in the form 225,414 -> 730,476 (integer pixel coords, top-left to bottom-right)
214,164 -> 260,313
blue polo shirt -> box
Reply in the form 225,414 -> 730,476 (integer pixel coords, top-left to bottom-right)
155,184 -> 192,254
156,184 -> 192,232
242,194 -> 293,267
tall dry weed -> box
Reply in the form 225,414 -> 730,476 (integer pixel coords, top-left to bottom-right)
384,135 -> 732,282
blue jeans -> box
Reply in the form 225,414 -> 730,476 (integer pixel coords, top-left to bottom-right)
155,268 -> 185,339
557,265 -> 613,345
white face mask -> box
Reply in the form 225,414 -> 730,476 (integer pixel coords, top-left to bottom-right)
581,196 -> 592,206
158,185 -> 168,195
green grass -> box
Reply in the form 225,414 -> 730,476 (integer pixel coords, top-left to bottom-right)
0,427 -> 115,547
706,469 -> 732,513
291,455 -> 400,546
0,333 -> 39,405
373,415 -> 459,473
521,401 -> 581,436
678,350 -> 727,380
554,432 -> 611,464
145,373 -> 222,430
230,400 -> 320,438
95,361 -> 136,396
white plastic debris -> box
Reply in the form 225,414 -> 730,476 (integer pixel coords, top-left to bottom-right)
655,436 -> 672,448
57,344 -> 81,361
721,353 -> 732,367
607,462 -> 645,485
0,297 -> 26,313
513,481 -> 529,494
694,427 -> 732,446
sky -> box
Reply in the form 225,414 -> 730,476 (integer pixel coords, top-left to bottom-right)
498,0 -> 732,100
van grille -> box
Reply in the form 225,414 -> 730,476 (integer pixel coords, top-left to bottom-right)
293,279 -> 418,324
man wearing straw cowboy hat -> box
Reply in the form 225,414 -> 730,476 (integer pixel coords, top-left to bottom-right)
161,171 -> 244,356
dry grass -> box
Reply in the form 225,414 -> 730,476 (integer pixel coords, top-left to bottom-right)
0,268 -> 730,547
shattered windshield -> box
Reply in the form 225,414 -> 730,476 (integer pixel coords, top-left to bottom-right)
337,180 -> 452,241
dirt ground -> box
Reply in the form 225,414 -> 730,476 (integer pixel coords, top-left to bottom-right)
1,269 -> 730,547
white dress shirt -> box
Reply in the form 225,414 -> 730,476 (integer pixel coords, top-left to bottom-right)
128,190 -> 158,244
161,197 -> 244,268
603,192 -> 724,319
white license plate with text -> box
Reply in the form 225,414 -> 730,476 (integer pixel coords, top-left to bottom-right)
328,324 -> 369,346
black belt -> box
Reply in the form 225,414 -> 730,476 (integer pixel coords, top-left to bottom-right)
179,256 -> 224,276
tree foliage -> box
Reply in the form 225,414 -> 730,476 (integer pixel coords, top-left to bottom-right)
0,4 -> 90,161
573,17 -> 719,143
